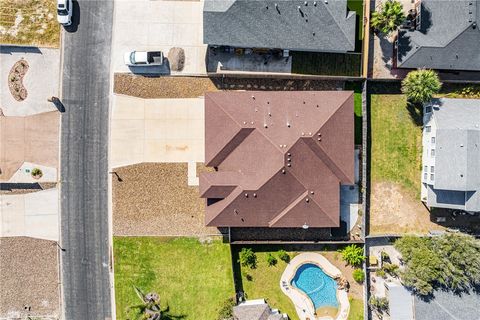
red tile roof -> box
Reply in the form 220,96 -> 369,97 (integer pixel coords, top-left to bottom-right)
200,91 -> 354,228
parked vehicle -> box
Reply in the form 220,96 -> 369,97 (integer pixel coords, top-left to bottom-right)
57,0 -> 73,26
124,51 -> 164,66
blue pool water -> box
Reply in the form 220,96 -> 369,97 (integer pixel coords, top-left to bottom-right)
291,263 -> 339,309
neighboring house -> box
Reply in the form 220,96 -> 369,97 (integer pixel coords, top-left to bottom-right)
397,0 -> 480,71
200,91 -> 354,232
0,112 -> 59,183
421,98 -> 480,212
203,0 -> 356,53
233,299 -> 287,320
385,282 -> 414,320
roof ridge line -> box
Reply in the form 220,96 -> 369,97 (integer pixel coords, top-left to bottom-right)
268,190 -> 310,227
322,2 -> 355,49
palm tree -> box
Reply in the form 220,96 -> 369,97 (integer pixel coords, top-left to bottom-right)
401,69 -> 442,104
128,286 -> 162,320
371,0 -> 406,35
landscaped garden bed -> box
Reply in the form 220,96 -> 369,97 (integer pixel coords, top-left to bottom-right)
114,237 -> 234,320
8,59 -> 29,101
232,245 -> 364,320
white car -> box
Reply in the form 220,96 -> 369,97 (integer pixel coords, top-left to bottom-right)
57,0 -> 72,26
124,51 -> 164,66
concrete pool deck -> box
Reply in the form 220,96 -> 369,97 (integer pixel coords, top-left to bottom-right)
280,253 -> 350,320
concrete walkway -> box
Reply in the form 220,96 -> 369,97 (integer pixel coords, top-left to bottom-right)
280,253 -> 350,320
0,46 -> 59,116
0,188 -> 59,241
110,95 -> 204,168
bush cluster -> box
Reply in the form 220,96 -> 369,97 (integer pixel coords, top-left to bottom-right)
395,234 -> 480,295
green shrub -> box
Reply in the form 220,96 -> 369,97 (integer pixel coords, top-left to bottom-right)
382,263 -> 399,277
238,248 -> 257,269
340,244 -> 365,267
401,69 -> 442,103
31,167 -> 43,178
369,296 -> 389,313
353,269 -> 365,283
375,269 -> 386,278
217,297 -> 236,320
266,253 -> 277,267
277,250 -> 290,263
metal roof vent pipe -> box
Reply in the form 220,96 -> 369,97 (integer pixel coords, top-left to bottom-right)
313,1 -> 317,6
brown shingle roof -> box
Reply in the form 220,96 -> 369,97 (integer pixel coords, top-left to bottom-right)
200,91 -> 354,228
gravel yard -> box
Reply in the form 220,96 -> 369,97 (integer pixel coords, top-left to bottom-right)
114,74 -> 344,99
112,163 -> 222,236
0,237 -> 59,318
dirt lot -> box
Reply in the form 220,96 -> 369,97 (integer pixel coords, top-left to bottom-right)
0,0 -> 60,47
369,182 -> 444,235
114,74 -> 344,99
0,237 -> 59,318
112,162 -> 223,236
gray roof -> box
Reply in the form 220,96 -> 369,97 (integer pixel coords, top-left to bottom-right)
426,185 -> 480,211
415,289 -> 480,320
233,303 -> 283,320
397,0 -> 480,70
386,283 -> 414,320
431,99 -> 480,191
203,0 -> 356,52
426,98 -> 480,211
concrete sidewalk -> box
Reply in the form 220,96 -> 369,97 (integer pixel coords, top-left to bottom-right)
0,188 -> 59,241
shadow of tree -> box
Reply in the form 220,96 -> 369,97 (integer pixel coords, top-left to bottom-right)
406,101 -> 423,127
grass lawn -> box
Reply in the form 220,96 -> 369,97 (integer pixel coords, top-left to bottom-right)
370,94 -> 422,196
345,81 -> 363,145
114,237 -> 234,320
232,246 -> 364,320
347,0 -> 364,44
291,52 -> 362,76
0,0 -> 60,47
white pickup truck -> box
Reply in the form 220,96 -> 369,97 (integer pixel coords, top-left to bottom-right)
124,51 -> 164,66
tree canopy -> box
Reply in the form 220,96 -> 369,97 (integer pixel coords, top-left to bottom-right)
371,0 -> 406,34
401,69 -> 442,104
395,234 -> 480,296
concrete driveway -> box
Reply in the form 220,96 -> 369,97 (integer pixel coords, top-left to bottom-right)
0,111 -> 59,183
0,188 -> 59,241
110,95 -> 204,168
0,46 -> 60,116
112,0 -> 206,75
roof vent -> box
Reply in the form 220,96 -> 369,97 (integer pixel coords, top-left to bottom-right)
287,152 -> 291,156
287,122 -> 291,127
324,0 -> 328,3
313,1 -> 317,6
234,209 -> 239,215
282,169 -> 286,174
302,223 -> 309,229
304,1 -> 308,5
305,198 -> 309,202
251,95 -> 255,100
460,144 -> 464,147
264,124 -> 268,128
253,193 -> 257,197
245,193 -> 248,197
287,163 -> 291,167
310,191 -> 314,195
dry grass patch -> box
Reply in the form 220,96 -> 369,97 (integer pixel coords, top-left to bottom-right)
0,0 -> 60,47
112,162 -> 221,236
0,237 -> 59,318
114,74 -> 344,99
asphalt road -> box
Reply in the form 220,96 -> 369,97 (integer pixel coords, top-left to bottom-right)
60,1 -> 113,319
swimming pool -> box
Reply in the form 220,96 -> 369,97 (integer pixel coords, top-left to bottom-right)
290,263 -> 339,310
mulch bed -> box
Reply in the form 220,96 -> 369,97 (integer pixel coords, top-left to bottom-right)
114,74 -> 344,99
0,237 -> 59,318
8,59 -> 29,101
112,163 -> 222,236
